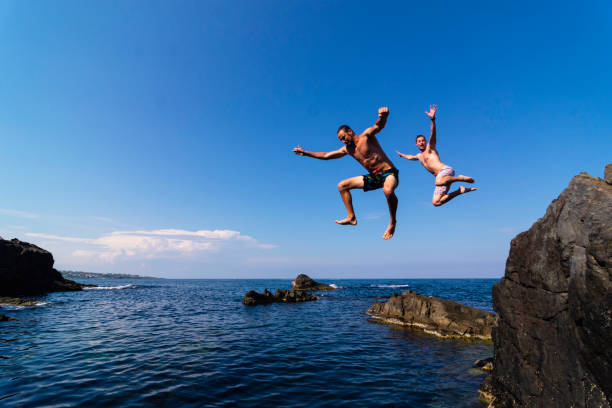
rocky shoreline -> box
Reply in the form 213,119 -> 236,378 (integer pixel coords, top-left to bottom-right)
367,289 -> 497,341
0,238 -> 95,321
0,238 -> 90,297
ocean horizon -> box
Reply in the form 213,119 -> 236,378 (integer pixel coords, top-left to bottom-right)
1,278 -> 496,407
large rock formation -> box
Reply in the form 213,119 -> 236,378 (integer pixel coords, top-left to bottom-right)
481,165 -> 611,407
0,238 -> 87,296
292,274 -> 335,291
243,288 -> 319,306
367,290 -> 497,340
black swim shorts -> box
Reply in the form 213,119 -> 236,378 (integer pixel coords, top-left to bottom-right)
363,168 -> 399,192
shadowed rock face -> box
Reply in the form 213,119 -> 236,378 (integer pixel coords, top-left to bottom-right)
0,238 -> 86,296
292,274 -> 335,291
482,166 -> 612,407
242,289 -> 319,306
367,290 -> 497,340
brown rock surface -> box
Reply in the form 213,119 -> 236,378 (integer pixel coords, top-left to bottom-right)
367,290 -> 497,340
482,166 -> 612,407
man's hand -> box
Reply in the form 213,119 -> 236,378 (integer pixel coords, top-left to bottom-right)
293,145 -> 305,156
379,107 -> 389,117
425,104 -> 437,120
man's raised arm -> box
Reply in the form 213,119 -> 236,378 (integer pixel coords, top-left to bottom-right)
293,145 -> 348,160
425,104 -> 437,150
363,107 -> 389,136
396,151 -> 419,161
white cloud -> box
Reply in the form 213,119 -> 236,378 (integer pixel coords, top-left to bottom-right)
25,228 -> 276,263
0,208 -> 39,219
25,232 -> 94,243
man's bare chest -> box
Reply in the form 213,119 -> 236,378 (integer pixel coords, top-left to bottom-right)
352,140 -> 379,159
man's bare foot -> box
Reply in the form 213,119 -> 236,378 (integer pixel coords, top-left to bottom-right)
335,216 -> 357,225
459,186 -> 477,194
383,224 -> 396,240
458,175 -> 474,183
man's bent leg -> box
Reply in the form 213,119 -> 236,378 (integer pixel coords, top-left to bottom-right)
382,174 -> 398,240
336,176 -> 364,225
432,186 -> 477,207
435,167 -> 473,187
435,175 -> 475,186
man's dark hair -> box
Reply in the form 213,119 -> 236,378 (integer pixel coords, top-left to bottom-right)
337,125 -> 351,134
415,134 -> 426,142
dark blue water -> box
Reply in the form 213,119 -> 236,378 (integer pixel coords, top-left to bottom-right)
0,279 -> 495,407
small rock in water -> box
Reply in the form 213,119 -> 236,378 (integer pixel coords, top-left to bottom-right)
292,274 -> 336,291
0,314 -> 16,322
243,289 -> 319,306
473,358 -> 493,371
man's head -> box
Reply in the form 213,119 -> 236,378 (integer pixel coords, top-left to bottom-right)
337,125 -> 355,146
415,134 -> 427,151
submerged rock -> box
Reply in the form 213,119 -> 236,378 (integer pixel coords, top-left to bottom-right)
0,238 -> 90,296
481,165 -> 612,407
474,358 -> 493,371
243,289 -> 319,306
367,290 -> 497,340
291,274 -> 335,291
0,297 -> 42,306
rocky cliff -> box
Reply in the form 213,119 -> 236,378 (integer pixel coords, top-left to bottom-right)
482,165 -> 612,407
0,238 -> 86,296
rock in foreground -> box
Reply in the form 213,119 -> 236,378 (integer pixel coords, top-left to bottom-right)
0,238 -> 88,296
367,290 -> 497,340
482,165 -> 612,407
243,289 -> 320,306
292,274 -> 335,291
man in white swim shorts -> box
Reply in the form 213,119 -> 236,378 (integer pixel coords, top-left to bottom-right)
396,105 -> 477,207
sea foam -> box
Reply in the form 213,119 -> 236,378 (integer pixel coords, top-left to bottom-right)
83,284 -> 137,290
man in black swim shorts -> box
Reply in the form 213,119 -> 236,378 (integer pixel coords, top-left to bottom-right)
293,107 -> 399,240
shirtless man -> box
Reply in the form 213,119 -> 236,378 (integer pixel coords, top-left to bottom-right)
293,107 -> 399,240
397,105 -> 476,206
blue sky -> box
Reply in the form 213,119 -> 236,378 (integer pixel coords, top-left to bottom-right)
0,1 -> 610,278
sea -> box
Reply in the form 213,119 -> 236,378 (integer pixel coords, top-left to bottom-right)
0,278 -> 496,407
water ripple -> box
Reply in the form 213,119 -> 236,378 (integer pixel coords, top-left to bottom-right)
0,278 -> 495,407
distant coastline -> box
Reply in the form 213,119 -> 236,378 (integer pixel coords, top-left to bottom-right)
60,270 -> 159,279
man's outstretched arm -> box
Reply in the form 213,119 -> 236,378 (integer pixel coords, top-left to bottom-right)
425,104 -> 437,150
363,107 -> 389,136
396,151 -> 419,161
293,145 -> 348,160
